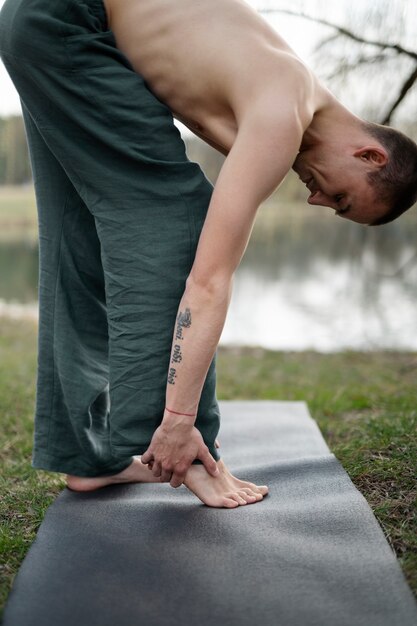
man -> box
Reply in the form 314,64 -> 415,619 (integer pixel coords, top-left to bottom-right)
1,0 -> 416,509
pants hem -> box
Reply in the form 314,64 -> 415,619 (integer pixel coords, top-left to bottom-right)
32,453 -> 134,478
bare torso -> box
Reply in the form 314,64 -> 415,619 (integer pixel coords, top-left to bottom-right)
103,0 -> 326,154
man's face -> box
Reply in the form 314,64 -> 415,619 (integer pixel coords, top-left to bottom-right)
292,147 -> 388,225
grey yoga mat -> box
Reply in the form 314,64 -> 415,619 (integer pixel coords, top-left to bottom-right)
3,401 -> 417,626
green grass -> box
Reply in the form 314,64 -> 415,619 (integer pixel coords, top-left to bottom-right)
0,319 -> 416,616
217,346 -> 417,593
0,185 -> 37,221
0,318 -> 66,617
0,185 -> 37,242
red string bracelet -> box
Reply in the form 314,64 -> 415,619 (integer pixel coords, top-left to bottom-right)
165,407 -> 197,417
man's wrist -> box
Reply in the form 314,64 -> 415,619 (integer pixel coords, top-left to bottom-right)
161,406 -> 197,428
165,406 -> 196,418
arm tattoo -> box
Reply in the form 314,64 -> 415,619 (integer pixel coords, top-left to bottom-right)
168,308 -> 192,385
172,344 -> 182,363
175,307 -> 192,340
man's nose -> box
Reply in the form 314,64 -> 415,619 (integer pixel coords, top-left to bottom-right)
307,190 -> 329,206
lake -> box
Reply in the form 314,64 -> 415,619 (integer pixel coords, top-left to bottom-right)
1,194 -> 416,352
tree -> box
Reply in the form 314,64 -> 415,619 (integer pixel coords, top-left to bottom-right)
258,1 -> 417,127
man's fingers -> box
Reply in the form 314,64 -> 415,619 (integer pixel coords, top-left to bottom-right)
169,460 -> 191,488
199,447 -> 220,477
170,471 -> 186,489
141,450 -> 152,464
215,439 -> 220,449
151,462 -> 162,478
159,469 -> 173,483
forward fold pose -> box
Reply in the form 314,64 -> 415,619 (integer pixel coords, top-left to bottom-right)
0,0 -> 416,508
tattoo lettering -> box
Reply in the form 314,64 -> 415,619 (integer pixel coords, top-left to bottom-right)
168,368 -> 177,385
171,344 -> 182,364
168,308 -> 192,384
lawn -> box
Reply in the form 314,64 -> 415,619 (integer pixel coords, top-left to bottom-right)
0,185 -> 37,242
0,317 -> 416,617
0,185 -> 37,219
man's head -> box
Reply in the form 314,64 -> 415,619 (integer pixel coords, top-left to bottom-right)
292,121 -> 417,225
361,122 -> 417,225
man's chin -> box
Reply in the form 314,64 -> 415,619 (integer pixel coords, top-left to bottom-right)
292,157 -> 300,171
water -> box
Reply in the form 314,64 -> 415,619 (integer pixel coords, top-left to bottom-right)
1,201 -> 416,351
222,202 -> 417,351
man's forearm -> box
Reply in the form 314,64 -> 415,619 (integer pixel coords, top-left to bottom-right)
161,277 -> 233,425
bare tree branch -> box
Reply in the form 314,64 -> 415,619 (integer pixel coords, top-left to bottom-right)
259,8 -> 417,61
382,64 -> 417,124
259,6 -> 417,122
312,33 -> 339,54
325,53 -> 391,81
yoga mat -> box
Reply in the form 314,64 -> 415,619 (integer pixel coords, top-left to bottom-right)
3,401 -> 417,626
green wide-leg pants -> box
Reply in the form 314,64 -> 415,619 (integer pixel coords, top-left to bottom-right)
0,0 -> 221,476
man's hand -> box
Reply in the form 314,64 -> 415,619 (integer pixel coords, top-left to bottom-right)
141,423 -> 219,488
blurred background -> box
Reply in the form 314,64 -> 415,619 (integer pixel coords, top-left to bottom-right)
1,0 -> 416,351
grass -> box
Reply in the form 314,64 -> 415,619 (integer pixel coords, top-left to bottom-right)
217,346 -> 417,591
0,319 -> 416,617
0,185 -> 37,222
0,185 -> 37,242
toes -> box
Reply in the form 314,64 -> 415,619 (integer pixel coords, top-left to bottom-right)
233,478 -> 268,498
239,487 -> 262,502
249,486 -> 268,497
243,482 -> 269,497
237,489 -> 257,503
227,492 -> 247,506
222,497 -> 239,508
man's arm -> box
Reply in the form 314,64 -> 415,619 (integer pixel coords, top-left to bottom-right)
141,105 -> 304,486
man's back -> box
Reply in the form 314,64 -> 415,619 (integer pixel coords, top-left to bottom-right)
104,0 -> 322,153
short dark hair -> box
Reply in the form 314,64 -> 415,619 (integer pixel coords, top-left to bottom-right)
361,121 -> 417,226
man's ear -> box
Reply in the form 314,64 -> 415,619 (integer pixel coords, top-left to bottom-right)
353,146 -> 388,168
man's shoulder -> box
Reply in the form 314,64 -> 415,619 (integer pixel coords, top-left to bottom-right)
230,51 -> 319,134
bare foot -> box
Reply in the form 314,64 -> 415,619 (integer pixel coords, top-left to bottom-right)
66,457 -> 161,492
66,455 -> 269,509
184,459 -> 268,508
